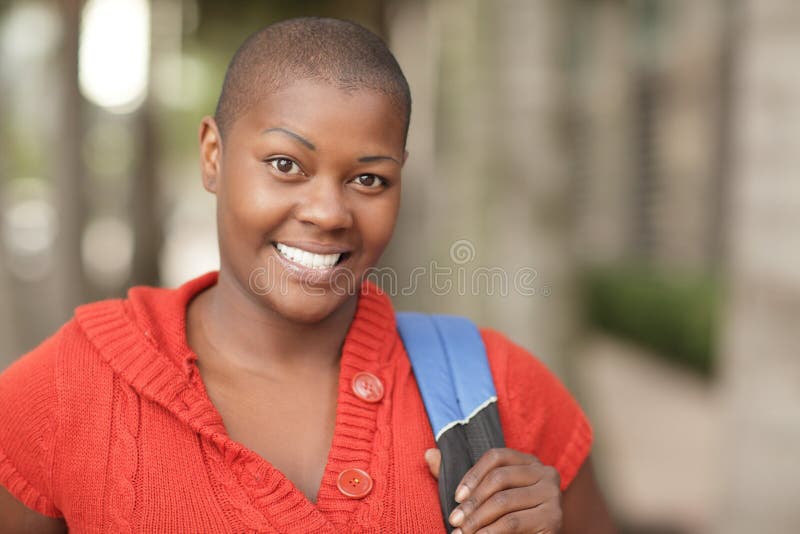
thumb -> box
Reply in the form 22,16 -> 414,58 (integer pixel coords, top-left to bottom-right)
424,448 -> 441,480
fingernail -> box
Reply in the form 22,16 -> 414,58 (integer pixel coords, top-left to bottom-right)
452,529 -> 462,534
424,449 -> 435,462
449,508 -> 464,526
455,484 -> 470,503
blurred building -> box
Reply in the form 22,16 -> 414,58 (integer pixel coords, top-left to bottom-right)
571,0 -> 730,272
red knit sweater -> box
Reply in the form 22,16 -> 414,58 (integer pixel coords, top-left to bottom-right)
0,270 -> 592,532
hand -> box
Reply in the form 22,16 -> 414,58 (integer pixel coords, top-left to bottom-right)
424,447 -> 563,534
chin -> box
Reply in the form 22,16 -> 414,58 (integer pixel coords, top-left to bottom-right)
263,288 -> 353,325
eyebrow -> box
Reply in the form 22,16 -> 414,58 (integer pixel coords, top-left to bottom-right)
359,155 -> 402,166
262,127 -> 401,165
262,127 -> 316,150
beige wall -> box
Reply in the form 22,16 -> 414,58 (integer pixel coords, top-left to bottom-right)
717,1 -> 800,531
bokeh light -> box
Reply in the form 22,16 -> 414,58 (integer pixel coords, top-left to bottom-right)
78,0 -> 150,113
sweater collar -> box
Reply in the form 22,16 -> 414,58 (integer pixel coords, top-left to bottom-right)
74,270 -> 398,423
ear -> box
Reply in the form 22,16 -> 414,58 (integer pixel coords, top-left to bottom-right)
199,116 -> 222,194
402,150 -> 409,167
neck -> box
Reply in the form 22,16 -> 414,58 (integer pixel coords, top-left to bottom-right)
197,268 -> 359,376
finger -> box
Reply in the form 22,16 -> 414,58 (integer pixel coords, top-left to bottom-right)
456,448 -> 541,503
450,464 -> 556,526
453,480 -> 560,534
473,500 -> 563,534
424,448 -> 441,480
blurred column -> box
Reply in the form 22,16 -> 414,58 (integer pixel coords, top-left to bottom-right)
569,0 -> 634,265
128,102 -> 162,288
709,1 -> 736,268
0,47 -> 16,366
384,0 -> 576,370
650,0 -> 726,271
483,0 -> 577,370
55,0 -> 88,317
382,0 -> 440,310
717,1 -> 800,532
432,0 -> 490,317
128,0 -> 169,288
382,0 -> 491,318
0,228 -> 13,367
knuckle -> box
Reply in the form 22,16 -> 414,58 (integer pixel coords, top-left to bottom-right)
489,491 -> 510,509
542,481 -> 560,501
503,513 -> 522,532
485,448 -> 504,463
463,472 -> 479,489
486,469 -> 506,488
462,513 -> 481,532
462,497 -> 478,513
524,462 -> 541,479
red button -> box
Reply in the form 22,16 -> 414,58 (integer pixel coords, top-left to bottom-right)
351,371 -> 384,403
336,468 -> 373,498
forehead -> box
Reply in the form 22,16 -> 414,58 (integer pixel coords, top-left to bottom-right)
233,79 -> 406,152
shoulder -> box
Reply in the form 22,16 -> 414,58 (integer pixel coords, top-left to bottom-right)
0,319 -> 76,518
479,327 -> 593,491
0,322 -> 63,394
0,299 -> 121,518
479,328 -> 576,405
478,327 -> 572,404
0,306 -> 112,425
0,316 -> 85,421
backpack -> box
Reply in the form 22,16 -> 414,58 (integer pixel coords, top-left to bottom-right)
395,312 -> 506,533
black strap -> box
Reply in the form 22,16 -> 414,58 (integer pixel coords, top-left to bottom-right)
396,312 -> 506,532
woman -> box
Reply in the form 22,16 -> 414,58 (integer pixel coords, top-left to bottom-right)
0,17 -> 616,533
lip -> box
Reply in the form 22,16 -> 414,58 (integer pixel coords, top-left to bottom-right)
272,240 -> 352,255
270,242 -> 354,285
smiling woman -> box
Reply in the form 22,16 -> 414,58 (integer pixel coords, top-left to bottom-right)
199,77 -> 405,325
0,16 -> 614,534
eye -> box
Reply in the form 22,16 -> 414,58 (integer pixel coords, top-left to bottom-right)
352,174 -> 386,189
266,157 -> 303,175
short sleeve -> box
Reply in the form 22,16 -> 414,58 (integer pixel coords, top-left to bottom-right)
481,328 -> 593,491
0,327 -> 64,518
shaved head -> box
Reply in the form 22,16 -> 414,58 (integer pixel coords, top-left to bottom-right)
214,17 -> 412,144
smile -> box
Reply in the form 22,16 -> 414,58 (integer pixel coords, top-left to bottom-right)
273,242 -> 348,270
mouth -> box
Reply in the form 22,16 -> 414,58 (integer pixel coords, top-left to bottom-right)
272,242 -> 351,270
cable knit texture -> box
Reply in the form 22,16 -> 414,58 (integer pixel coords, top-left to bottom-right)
0,270 -> 592,532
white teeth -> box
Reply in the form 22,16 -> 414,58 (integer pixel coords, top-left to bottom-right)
275,243 -> 342,269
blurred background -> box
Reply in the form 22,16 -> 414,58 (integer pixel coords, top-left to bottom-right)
0,0 -> 798,532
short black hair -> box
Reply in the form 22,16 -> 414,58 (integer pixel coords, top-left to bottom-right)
214,17 -> 412,144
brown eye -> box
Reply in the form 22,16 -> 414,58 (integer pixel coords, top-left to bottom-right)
267,157 -> 302,175
353,174 -> 385,188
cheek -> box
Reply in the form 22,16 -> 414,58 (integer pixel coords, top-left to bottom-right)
358,193 -> 400,252
219,165 -> 290,242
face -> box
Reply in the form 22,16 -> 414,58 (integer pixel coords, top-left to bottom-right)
199,79 -> 407,324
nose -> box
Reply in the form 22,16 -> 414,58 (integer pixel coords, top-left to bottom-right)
294,177 -> 354,231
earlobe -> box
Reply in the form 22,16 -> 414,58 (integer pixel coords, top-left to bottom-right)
199,116 -> 222,194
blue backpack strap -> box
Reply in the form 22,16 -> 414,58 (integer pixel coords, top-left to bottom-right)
396,312 -> 505,533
